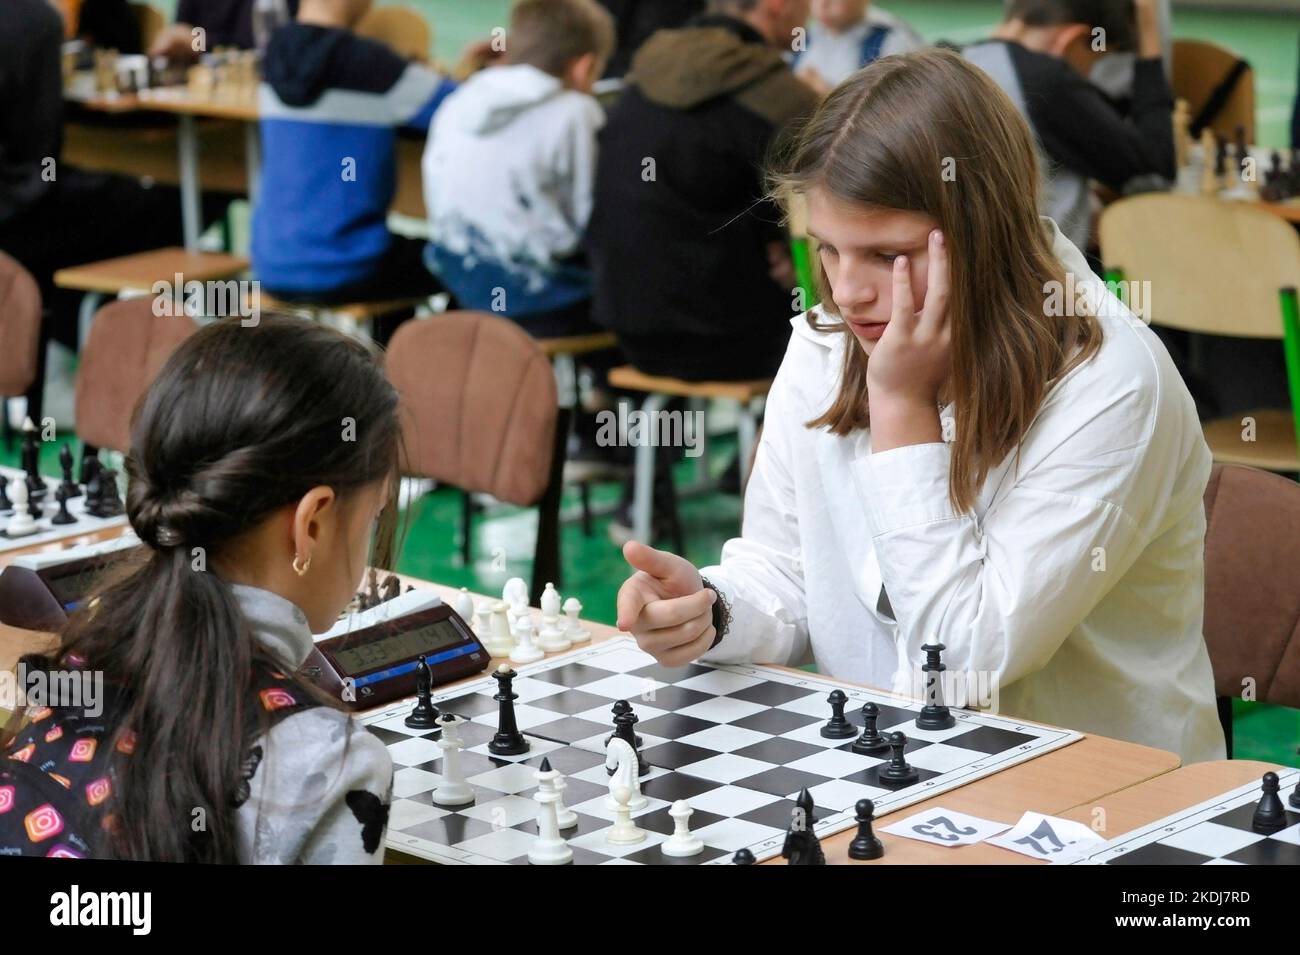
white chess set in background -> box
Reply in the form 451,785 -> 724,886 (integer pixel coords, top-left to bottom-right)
453,576 -> 592,663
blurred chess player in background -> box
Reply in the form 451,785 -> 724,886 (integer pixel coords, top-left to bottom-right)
148,0 -> 301,61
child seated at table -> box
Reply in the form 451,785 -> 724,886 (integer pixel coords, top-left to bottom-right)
251,0 -> 454,315
421,0 -> 614,337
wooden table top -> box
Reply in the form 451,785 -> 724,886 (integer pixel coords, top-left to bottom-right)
53,247 -> 249,294
0,540 -> 1186,864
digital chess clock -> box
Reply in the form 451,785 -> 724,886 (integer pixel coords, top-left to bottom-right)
0,534 -> 142,631
301,589 -> 489,711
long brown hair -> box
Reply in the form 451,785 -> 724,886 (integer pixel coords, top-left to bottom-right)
6,316 -> 402,862
772,49 -> 1102,512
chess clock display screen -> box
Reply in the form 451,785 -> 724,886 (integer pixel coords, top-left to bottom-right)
332,620 -> 463,673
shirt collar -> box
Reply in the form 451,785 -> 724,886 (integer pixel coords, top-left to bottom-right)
229,584 -> 315,670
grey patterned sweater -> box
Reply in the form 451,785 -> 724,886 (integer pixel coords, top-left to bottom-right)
230,585 -> 394,864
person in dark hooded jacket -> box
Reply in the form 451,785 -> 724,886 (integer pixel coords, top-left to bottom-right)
587,0 -> 818,382
250,0 -> 455,307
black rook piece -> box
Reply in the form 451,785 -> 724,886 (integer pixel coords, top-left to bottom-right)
404,655 -> 440,729
610,701 -> 649,776
916,642 -> 955,730
606,699 -> 643,747
488,665 -> 529,756
852,702 -> 890,755
848,798 -> 884,861
878,732 -> 920,786
821,689 -> 857,739
1252,772 -> 1287,834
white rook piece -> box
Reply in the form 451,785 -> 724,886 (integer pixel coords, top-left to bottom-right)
431,714 -> 474,807
484,601 -> 514,657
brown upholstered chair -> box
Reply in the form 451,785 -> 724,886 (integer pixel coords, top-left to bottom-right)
1202,463 -> 1300,756
0,253 -> 43,447
385,313 -> 568,604
74,298 -> 200,453
1171,38 -> 1256,144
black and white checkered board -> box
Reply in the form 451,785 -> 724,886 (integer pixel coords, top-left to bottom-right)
364,637 -> 1081,865
0,465 -> 128,554
1071,769 -> 1300,865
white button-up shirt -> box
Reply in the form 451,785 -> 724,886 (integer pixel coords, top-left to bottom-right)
700,220 -> 1224,765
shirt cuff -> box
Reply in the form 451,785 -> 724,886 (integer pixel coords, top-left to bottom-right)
857,441 -> 957,534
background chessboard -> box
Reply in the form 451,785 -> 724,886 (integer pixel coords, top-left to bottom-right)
1071,769 -> 1300,865
365,637 -> 1082,865
0,465 -> 129,555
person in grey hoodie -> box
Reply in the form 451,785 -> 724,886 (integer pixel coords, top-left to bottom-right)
422,0 -> 615,336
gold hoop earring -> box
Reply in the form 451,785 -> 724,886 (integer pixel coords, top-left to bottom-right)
293,554 -> 312,576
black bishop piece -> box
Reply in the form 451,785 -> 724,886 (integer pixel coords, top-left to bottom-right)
781,788 -> 825,865
404,655 -> 440,729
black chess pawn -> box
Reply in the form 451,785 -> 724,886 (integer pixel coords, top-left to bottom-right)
877,731 -> 920,786
1252,771 -> 1288,834
1291,755 -> 1300,810
50,486 -> 77,525
848,798 -> 884,861
852,702 -> 890,755
404,656 -> 440,729
781,788 -> 825,865
821,689 -> 857,739
487,664 -> 529,756
916,642 -> 955,730
733,848 -> 756,865
605,699 -> 643,748
58,444 -> 81,499
610,703 -> 649,776
95,468 -> 124,517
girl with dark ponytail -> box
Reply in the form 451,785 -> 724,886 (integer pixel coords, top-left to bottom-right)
2,315 -> 401,863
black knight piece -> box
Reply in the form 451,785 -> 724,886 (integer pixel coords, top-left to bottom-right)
848,798 -> 884,861
781,788 -> 825,865
916,642 -> 955,730
487,664 -> 529,756
821,689 -> 857,738
404,655 -> 440,729
878,731 -> 920,786
95,468 -> 124,517
852,701 -> 890,754
1251,772 -> 1287,834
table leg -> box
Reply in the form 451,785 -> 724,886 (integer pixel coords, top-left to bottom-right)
177,113 -> 202,251
244,121 -> 261,204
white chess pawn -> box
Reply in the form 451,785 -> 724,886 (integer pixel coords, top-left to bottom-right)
606,785 -> 645,845
540,582 -> 561,624
562,597 -> 590,644
474,601 -> 492,639
453,587 -> 475,627
537,615 -> 571,654
3,479 -> 37,537
662,800 -> 704,857
528,760 -> 573,865
483,601 -> 514,657
431,715 -> 475,807
509,616 -> 544,664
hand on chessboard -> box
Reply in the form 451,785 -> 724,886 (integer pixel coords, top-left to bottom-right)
616,540 -> 716,667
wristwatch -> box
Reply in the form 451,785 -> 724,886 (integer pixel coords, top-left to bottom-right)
700,577 -> 730,650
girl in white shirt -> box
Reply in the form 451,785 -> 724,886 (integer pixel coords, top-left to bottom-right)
616,48 -> 1224,764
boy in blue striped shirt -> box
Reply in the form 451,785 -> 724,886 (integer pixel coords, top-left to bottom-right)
252,0 -> 455,310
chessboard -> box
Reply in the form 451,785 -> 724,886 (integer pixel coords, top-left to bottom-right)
365,637 -> 1082,865
1071,768 -> 1300,866
0,464 -> 128,555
